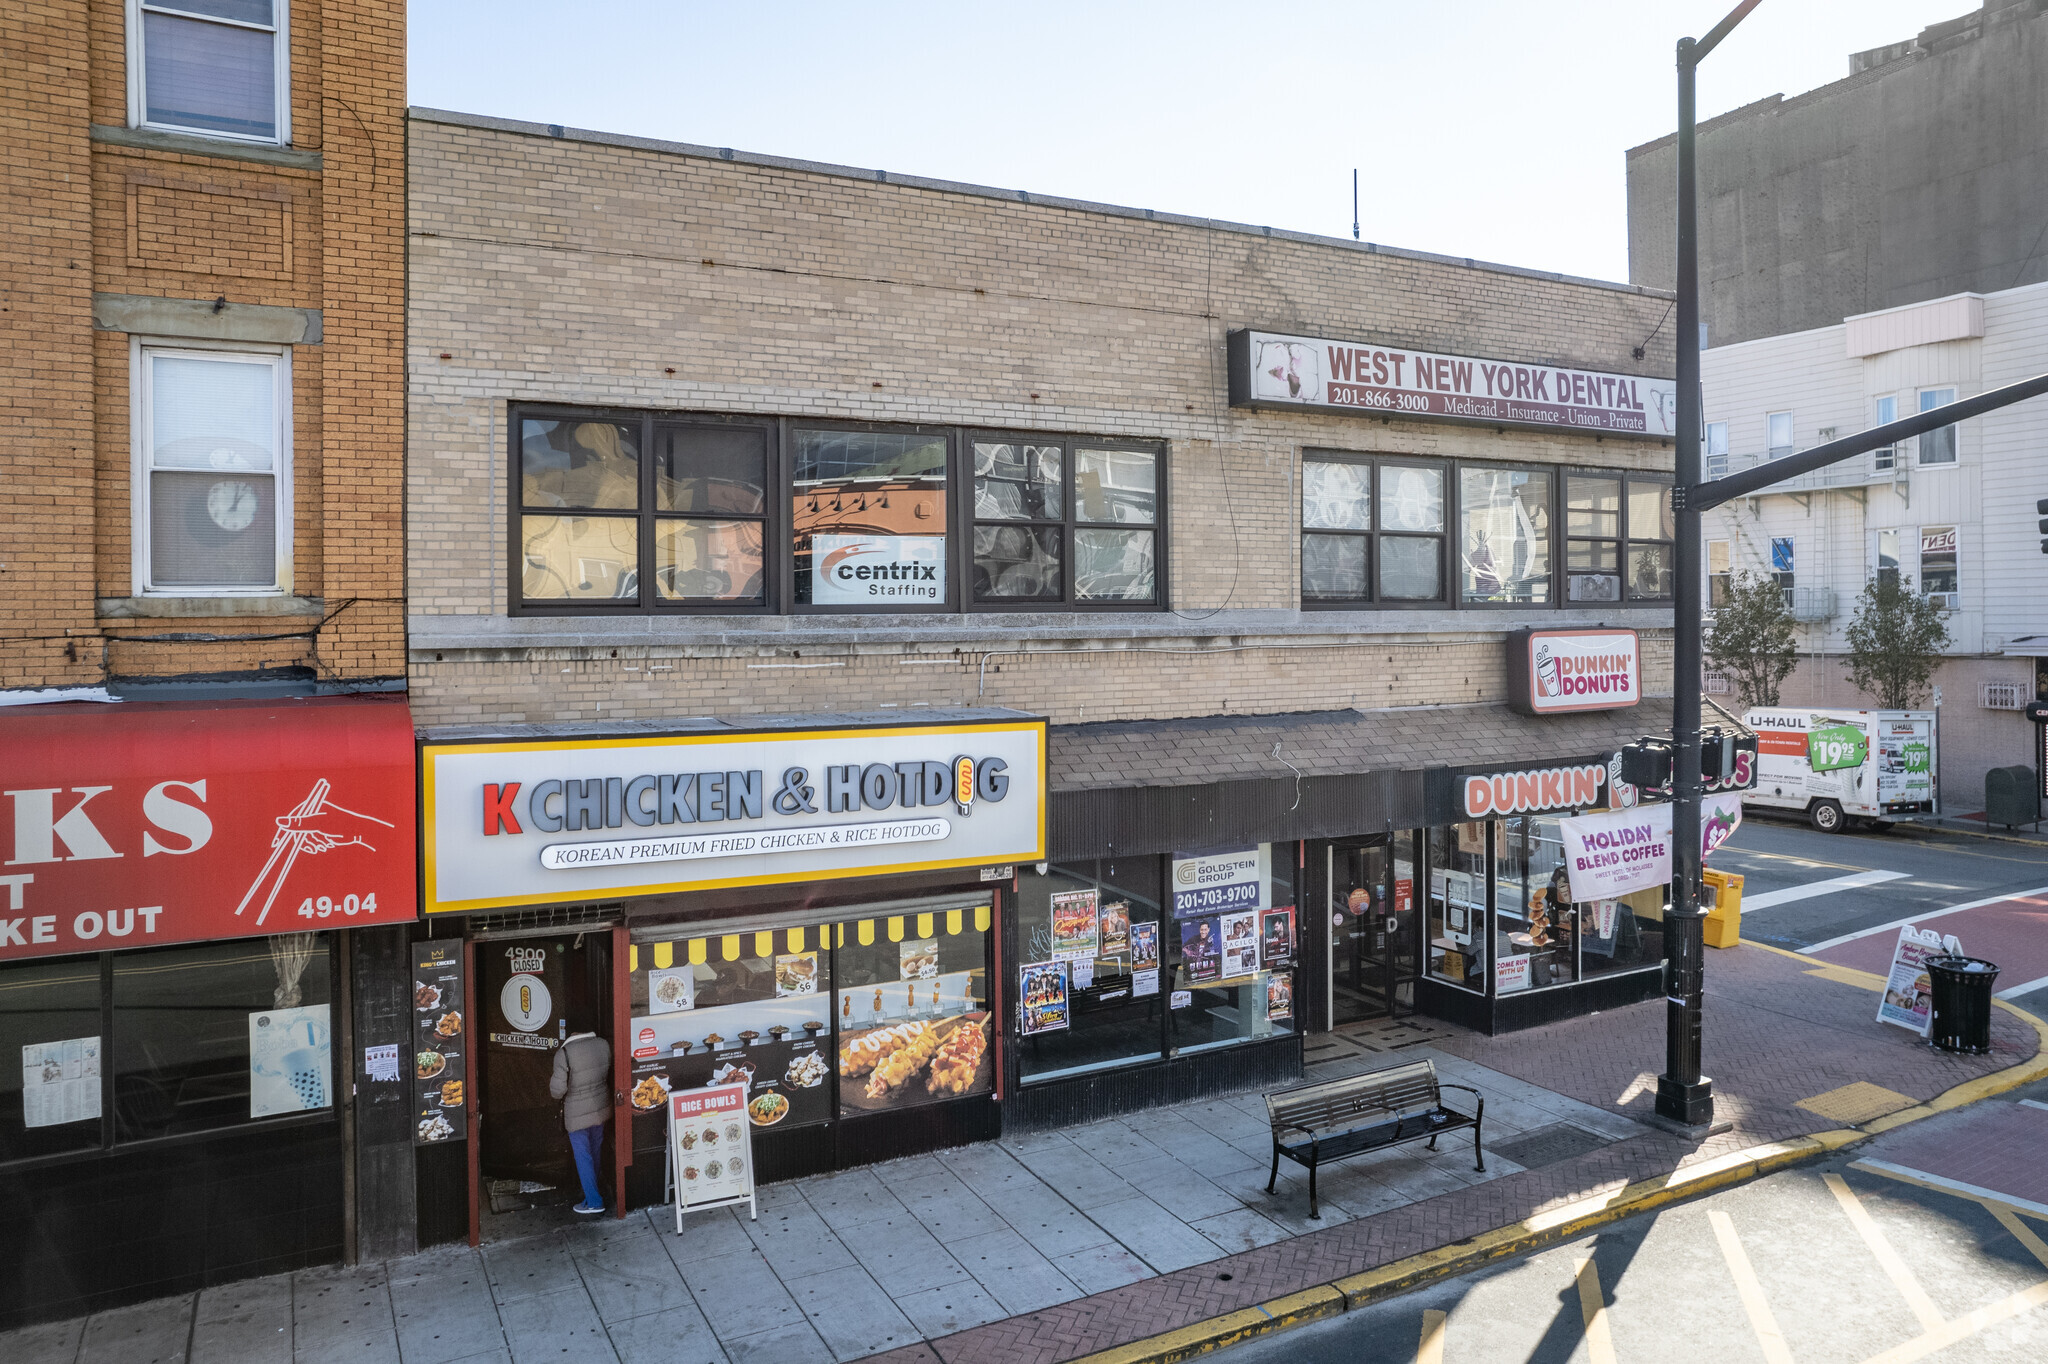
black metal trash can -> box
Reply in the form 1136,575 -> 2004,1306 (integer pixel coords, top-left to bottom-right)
1926,956 -> 2000,1053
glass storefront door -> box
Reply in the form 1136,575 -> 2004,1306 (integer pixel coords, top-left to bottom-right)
1325,834 -> 1420,1024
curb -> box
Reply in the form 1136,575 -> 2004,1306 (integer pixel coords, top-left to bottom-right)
1063,949 -> 2048,1364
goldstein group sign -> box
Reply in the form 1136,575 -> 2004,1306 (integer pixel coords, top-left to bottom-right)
1227,329 -> 1678,439
422,719 -> 1045,913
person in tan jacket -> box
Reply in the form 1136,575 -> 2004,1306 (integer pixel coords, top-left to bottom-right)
550,1030 -> 612,1214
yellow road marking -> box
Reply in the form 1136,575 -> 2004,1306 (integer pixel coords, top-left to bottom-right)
1415,1308 -> 1447,1364
1858,1279 -> 2048,1364
1990,1207 -> 2048,1272
1825,1173 -> 1945,1333
1708,1211 -> 1795,1364
1798,1081 -> 1915,1125
1572,1255 -> 1618,1364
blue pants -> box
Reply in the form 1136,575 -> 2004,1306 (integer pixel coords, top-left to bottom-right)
568,1124 -> 605,1210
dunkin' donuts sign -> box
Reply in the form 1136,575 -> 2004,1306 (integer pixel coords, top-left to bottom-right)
1507,628 -> 1640,717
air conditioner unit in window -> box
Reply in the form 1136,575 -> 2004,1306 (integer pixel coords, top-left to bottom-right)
1929,592 -> 1960,611
1982,681 -> 2025,710
1790,586 -> 1838,621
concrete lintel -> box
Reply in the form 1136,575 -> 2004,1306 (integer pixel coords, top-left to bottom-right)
93,293 -> 322,345
98,595 -> 326,620
89,123 -> 322,171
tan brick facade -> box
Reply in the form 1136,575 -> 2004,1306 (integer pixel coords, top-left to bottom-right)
407,111 -> 1678,732
0,0 -> 404,691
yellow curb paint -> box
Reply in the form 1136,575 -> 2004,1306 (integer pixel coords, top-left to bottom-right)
1416,1309 -> 1447,1364
1571,1255 -> 1618,1364
1064,1286 -> 1345,1364
1709,1210 -> 1795,1364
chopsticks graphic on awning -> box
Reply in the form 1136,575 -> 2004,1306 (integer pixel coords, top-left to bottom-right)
236,779 -> 395,926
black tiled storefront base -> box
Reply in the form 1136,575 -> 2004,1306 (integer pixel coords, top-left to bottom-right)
0,1119 -> 343,1330
1007,1033 -> 1303,1133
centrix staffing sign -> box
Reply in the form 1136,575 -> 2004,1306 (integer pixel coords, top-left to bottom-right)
421,719 -> 1046,913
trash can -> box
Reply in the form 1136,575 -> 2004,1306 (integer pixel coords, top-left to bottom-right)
1926,956 -> 2000,1053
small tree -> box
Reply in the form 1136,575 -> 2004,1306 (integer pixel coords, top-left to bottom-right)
1843,573 -> 1951,708
1705,570 -> 1798,709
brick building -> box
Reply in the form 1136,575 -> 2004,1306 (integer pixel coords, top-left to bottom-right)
0,0 -> 412,1328
395,109 -> 1691,1249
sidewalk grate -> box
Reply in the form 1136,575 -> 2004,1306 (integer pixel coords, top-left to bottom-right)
1489,1123 -> 1609,1170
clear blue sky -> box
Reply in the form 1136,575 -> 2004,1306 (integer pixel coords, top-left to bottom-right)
409,1 -> 1964,284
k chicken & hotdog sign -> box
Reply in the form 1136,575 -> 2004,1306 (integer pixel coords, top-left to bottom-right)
0,696 -> 418,961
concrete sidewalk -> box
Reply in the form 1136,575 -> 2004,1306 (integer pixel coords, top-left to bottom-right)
7,943 -> 2039,1364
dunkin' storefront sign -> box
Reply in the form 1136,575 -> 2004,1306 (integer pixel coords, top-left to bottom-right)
1461,763 -> 1607,819
422,719 -> 1046,913
1507,628 -> 1640,717
0,696 -> 418,961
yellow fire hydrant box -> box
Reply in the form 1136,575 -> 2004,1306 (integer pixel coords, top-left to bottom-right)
1703,869 -> 1744,948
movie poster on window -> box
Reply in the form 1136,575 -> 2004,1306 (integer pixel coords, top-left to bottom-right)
1266,973 -> 1293,1021
1050,889 -> 1100,960
1180,917 -> 1222,984
1259,907 -> 1296,968
1019,961 -> 1070,1034
20,1036 -> 99,1129
1221,911 -> 1260,977
249,1004 -> 332,1118
1130,921 -> 1159,970
1097,901 -> 1131,956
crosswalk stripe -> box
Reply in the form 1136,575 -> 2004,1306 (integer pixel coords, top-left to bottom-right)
1740,868 -> 1908,912
1571,1255 -> 1618,1364
1708,1210 -> 1795,1364
1414,1308 -> 1447,1364
1825,1173 -> 1945,1333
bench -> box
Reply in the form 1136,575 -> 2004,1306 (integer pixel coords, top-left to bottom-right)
1264,1059 -> 1483,1218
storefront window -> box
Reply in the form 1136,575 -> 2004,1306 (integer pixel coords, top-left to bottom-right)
1493,818 -> 1580,992
1168,846 -> 1297,1055
1016,860 -> 1167,1082
0,957 -> 104,1163
1425,824 -> 1486,991
113,935 -> 334,1143
625,902 -> 992,1147
793,428 -> 951,607
1584,887 -> 1663,978
1459,467 -> 1552,604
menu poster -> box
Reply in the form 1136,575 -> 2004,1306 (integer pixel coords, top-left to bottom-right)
649,966 -> 695,1014
21,1036 -> 100,1129
1180,917 -> 1221,984
898,940 -> 938,980
1050,890 -> 1100,960
1129,921 -> 1160,971
1877,926 -> 1949,1035
1266,973 -> 1292,1021
1098,902 -> 1131,956
411,941 -> 468,1145
1259,907 -> 1296,969
1019,961 -> 1070,1034
775,952 -> 820,997
1221,911 -> 1260,978
670,1081 -> 757,1229
631,1023 -> 834,1133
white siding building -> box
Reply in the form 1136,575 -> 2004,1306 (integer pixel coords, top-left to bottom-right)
1700,283 -> 2047,808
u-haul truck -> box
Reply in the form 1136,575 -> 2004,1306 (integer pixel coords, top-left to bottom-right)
1741,707 -> 1937,833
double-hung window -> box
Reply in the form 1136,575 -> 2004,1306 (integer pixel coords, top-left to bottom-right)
1299,455 -> 1447,605
131,1 -> 288,144
1704,421 -> 1729,479
1917,388 -> 1958,466
1872,396 -> 1899,471
136,344 -> 288,595
1625,479 -> 1675,598
1770,537 -> 1796,606
969,437 -> 1161,607
1877,529 -> 1901,588
1920,526 -> 1959,605
1707,540 -> 1731,607
1459,467 -> 1552,605
1766,412 -> 1794,459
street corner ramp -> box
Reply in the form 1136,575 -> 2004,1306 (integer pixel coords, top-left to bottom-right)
1857,1098 -> 2048,1217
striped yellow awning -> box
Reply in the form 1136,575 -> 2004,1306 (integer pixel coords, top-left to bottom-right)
644,906 -> 990,976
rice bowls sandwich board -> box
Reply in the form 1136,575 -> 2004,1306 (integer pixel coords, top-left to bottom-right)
667,1080 -> 756,1231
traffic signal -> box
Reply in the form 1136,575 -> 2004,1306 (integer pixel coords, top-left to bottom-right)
1620,738 -> 1674,790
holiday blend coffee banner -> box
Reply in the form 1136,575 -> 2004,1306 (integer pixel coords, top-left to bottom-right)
0,696 -> 417,961
1557,795 -> 1744,902
1230,330 -> 1678,438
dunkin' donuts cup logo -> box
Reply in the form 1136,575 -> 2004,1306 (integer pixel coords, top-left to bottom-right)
1534,643 -> 1559,697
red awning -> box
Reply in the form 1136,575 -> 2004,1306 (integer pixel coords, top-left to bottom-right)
0,694 -> 416,961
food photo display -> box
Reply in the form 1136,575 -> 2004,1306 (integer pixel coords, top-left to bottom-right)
410,942 -> 467,1145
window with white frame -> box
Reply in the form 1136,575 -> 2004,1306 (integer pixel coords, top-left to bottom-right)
1704,421 -> 1729,479
1766,412 -> 1794,459
1876,528 -> 1900,588
1919,526 -> 1958,605
1872,395 -> 1898,471
1769,536 -> 1795,606
137,345 -> 288,594
1917,388 -> 1958,466
131,1 -> 288,144
1707,538 -> 1731,607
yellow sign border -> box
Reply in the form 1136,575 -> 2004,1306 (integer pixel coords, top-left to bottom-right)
420,720 -> 1047,915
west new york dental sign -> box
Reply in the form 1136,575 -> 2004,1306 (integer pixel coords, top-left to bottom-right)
1227,329 -> 1678,438
421,720 -> 1045,913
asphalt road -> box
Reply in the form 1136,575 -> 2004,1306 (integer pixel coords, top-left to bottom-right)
1218,1080 -> 2048,1364
1706,814 -> 2048,1015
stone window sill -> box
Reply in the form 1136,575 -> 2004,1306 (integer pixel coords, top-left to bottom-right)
99,596 -> 325,620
